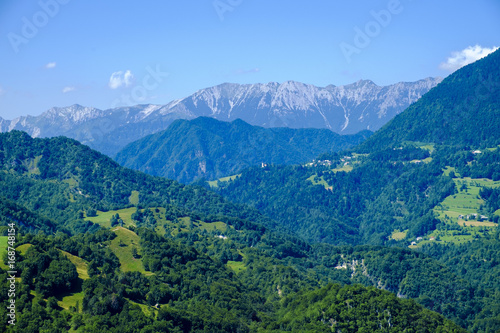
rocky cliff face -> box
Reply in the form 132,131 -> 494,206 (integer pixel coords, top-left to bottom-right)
167,78 -> 441,134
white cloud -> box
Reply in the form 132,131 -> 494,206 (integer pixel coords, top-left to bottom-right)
45,62 -> 56,69
62,86 -> 76,93
108,70 -> 134,89
440,45 -> 499,72
234,68 -> 260,75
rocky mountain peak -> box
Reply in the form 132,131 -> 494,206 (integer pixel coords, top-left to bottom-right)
41,104 -> 104,124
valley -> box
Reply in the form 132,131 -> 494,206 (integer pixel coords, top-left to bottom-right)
0,49 -> 498,332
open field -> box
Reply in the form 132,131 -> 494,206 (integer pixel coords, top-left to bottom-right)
409,175 -> 500,248
306,174 -> 333,190
127,298 -> 159,317
413,233 -> 480,248
16,243 -> 33,255
197,221 -> 228,232
129,190 -> 140,205
58,290 -> 84,311
434,176 -> 500,225
208,174 -> 241,188
389,230 -> 407,241
60,250 -> 90,280
86,207 -> 138,228
403,141 -> 435,152
460,220 -> 498,227
88,207 -> 233,241
442,166 -> 460,177
0,236 -> 7,252
0,236 -> 8,270
332,164 -> 354,173
227,260 -> 246,273
110,226 -> 151,275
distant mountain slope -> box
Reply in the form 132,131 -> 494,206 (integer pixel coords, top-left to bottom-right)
358,49 -> 500,151
162,78 -> 441,135
1,104 -> 185,157
1,78 -> 440,156
115,117 -> 371,183
0,117 -> 7,132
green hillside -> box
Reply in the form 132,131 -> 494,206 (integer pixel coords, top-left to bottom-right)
215,147 -> 457,245
0,130 -> 283,235
358,48 -> 500,151
0,196 -> 60,235
3,227 -> 479,332
273,284 -> 465,332
115,117 -> 371,183
0,128 -> 497,331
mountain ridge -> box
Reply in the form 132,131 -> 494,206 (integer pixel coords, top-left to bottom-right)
1,77 -> 441,156
114,117 -> 371,183
358,49 -> 500,150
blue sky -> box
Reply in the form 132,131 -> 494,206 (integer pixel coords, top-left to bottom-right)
1,0 -> 499,119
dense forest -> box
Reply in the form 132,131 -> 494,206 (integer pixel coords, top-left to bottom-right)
1,224 -> 480,332
115,117 -> 371,183
214,145 -> 459,245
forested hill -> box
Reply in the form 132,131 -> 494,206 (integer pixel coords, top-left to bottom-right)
0,130 -> 284,235
358,48 -> 500,151
114,117 -> 371,183
0,129 -> 474,332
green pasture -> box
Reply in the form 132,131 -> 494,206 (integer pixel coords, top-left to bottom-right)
109,226 -> 150,274
227,260 -> 246,273
208,174 -> 241,188
389,230 -> 407,241
86,207 -> 138,228
434,176 -> 500,225
60,250 -> 90,280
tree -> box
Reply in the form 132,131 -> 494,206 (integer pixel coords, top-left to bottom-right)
131,247 -> 140,259
86,208 -> 97,217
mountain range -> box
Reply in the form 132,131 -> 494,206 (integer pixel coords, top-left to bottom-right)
0,78 -> 441,156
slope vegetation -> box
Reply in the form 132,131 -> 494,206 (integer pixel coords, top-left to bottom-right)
359,48 -> 500,150
115,117 -> 371,183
